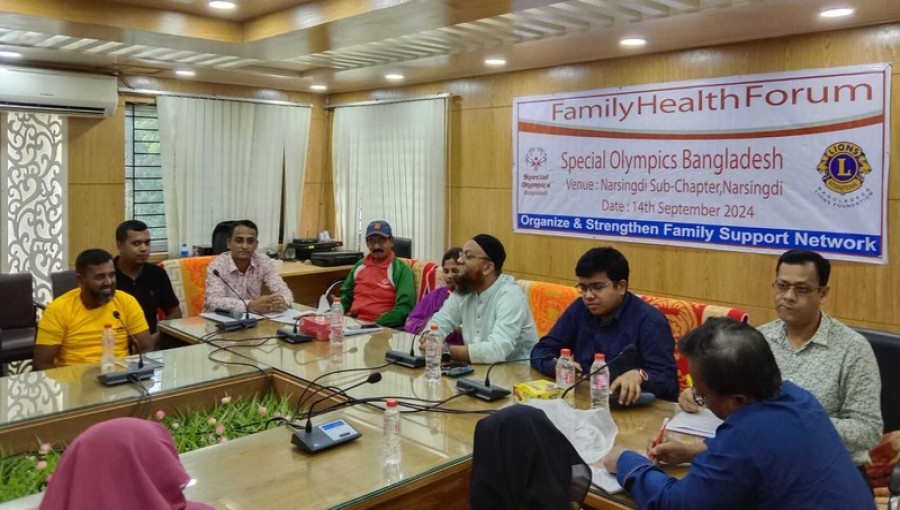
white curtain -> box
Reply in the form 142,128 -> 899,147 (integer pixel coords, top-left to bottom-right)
157,97 -> 311,256
332,97 -> 447,262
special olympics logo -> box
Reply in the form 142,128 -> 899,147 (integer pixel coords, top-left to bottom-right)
524,147 -> 548,171
816,142 -> 871,195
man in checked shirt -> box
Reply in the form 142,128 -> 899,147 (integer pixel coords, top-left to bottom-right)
204,219 -> 293,315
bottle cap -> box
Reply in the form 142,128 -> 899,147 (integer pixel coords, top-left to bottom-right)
104,323 -> 112,328
594,353 -> 605,360
386,398 -> 398,407
560,348 -> 571,356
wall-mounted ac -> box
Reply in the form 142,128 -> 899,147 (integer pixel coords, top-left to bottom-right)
0,67 -> 117,118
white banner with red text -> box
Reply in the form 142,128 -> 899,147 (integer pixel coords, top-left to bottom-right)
513,64 -> 891,263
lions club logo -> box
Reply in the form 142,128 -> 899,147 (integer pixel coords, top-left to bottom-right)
524,147 -> 547,171
816,142 -> 871,195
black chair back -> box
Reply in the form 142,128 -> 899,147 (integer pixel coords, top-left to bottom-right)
855,327 -> 900,433
211,221 -> 237,254
0,273 -> 37,370
392,237 -> 412,259
0,273 -> 36,330
51,269 -> 77,299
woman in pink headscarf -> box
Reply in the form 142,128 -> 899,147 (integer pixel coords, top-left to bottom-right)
40,417 -> 215,510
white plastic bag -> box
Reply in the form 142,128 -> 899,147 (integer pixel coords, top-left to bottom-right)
525,399 -> 618,463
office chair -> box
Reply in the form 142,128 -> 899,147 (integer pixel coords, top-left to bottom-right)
392,237 -> 412,259
0,273 -> 38,376
211,220 -> 237,254
51,269 -> 77,299
853,327 -> 900,433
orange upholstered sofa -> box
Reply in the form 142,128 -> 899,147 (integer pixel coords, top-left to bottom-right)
517,279 -> 749,391
159,256 -> 217,317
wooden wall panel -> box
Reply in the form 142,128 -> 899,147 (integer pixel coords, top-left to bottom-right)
329,24 -> 900,332
68,183 -> 124,261
67,100 -> 126,263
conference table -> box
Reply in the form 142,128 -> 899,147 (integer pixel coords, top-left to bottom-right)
0,314 -> 689,509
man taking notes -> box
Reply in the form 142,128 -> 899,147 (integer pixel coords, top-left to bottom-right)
340,220 -> 415,328
531,247 -> 678,403
205,219 -> 293,315
428,234 -> 538,364
33,249 -> 153,370
603,318 -> 874,509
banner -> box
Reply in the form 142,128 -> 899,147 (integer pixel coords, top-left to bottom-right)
513,64 -> 891,263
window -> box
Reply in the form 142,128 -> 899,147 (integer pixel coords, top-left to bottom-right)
125,103 -> 167,252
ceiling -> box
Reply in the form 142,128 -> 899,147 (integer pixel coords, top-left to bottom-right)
0,0 -> 898,94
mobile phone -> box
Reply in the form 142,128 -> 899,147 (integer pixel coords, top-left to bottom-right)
442,363 -> 474,378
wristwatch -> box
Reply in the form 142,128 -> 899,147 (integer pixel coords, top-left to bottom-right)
441,342 -> 452,362
638,369 -> 649,382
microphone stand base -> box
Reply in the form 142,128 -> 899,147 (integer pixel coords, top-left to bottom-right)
385,350 -> 426,368
98,365 -> 155,386
292,419 -> 361,453
456,378 -> 511,401
277,327 -> 313,344
216,318 -> 259,331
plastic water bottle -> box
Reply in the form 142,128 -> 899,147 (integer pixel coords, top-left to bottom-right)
556,348 -> 576,405
423,325 -> 442,382
383,398 -> 401,465
590,353 -> 611,410
179,242 -> 189,258
100,323 -> 115,374
329,297 -> 344,348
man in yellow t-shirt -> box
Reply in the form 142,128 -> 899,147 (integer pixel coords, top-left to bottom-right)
33,249 -> 153,370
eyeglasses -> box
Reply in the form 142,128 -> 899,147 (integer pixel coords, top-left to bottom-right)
772,281 -> 819,296
459,251 -> 491,262
575,281 -> 615,296
691,386 -> 705,407
366,236 -> 390,245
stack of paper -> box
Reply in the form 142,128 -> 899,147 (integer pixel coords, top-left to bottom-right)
590,465 -> 624,494
665,409 -> 723,438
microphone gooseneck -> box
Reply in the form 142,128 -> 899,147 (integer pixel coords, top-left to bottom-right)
304,372 -> 383,433
112,310 -> 144,368
212,269 -> 251,320
210,269 -> 258,331
483,353 -> 553,387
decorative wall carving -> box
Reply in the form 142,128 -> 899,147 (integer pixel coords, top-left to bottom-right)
0,112 -> 67,306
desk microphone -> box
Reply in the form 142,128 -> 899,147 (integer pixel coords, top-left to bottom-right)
456,353 -> 553,401
293,372 -> 383,453
277,313 -> 313,344
560,343 -> 637,399
385,333 -> 425,368
211,269 -> 258,331
98,311 -> 155,386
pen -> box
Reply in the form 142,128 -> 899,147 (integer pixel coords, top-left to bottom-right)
648,417 -> 670,463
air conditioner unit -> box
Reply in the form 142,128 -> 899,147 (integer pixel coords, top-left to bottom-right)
0,67 -> 118,118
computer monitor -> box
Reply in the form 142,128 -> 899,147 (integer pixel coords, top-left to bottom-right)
392,237 -> 412,258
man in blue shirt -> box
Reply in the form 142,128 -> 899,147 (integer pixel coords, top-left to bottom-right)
603,318 -> 874,510
531,247 -> 678,403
